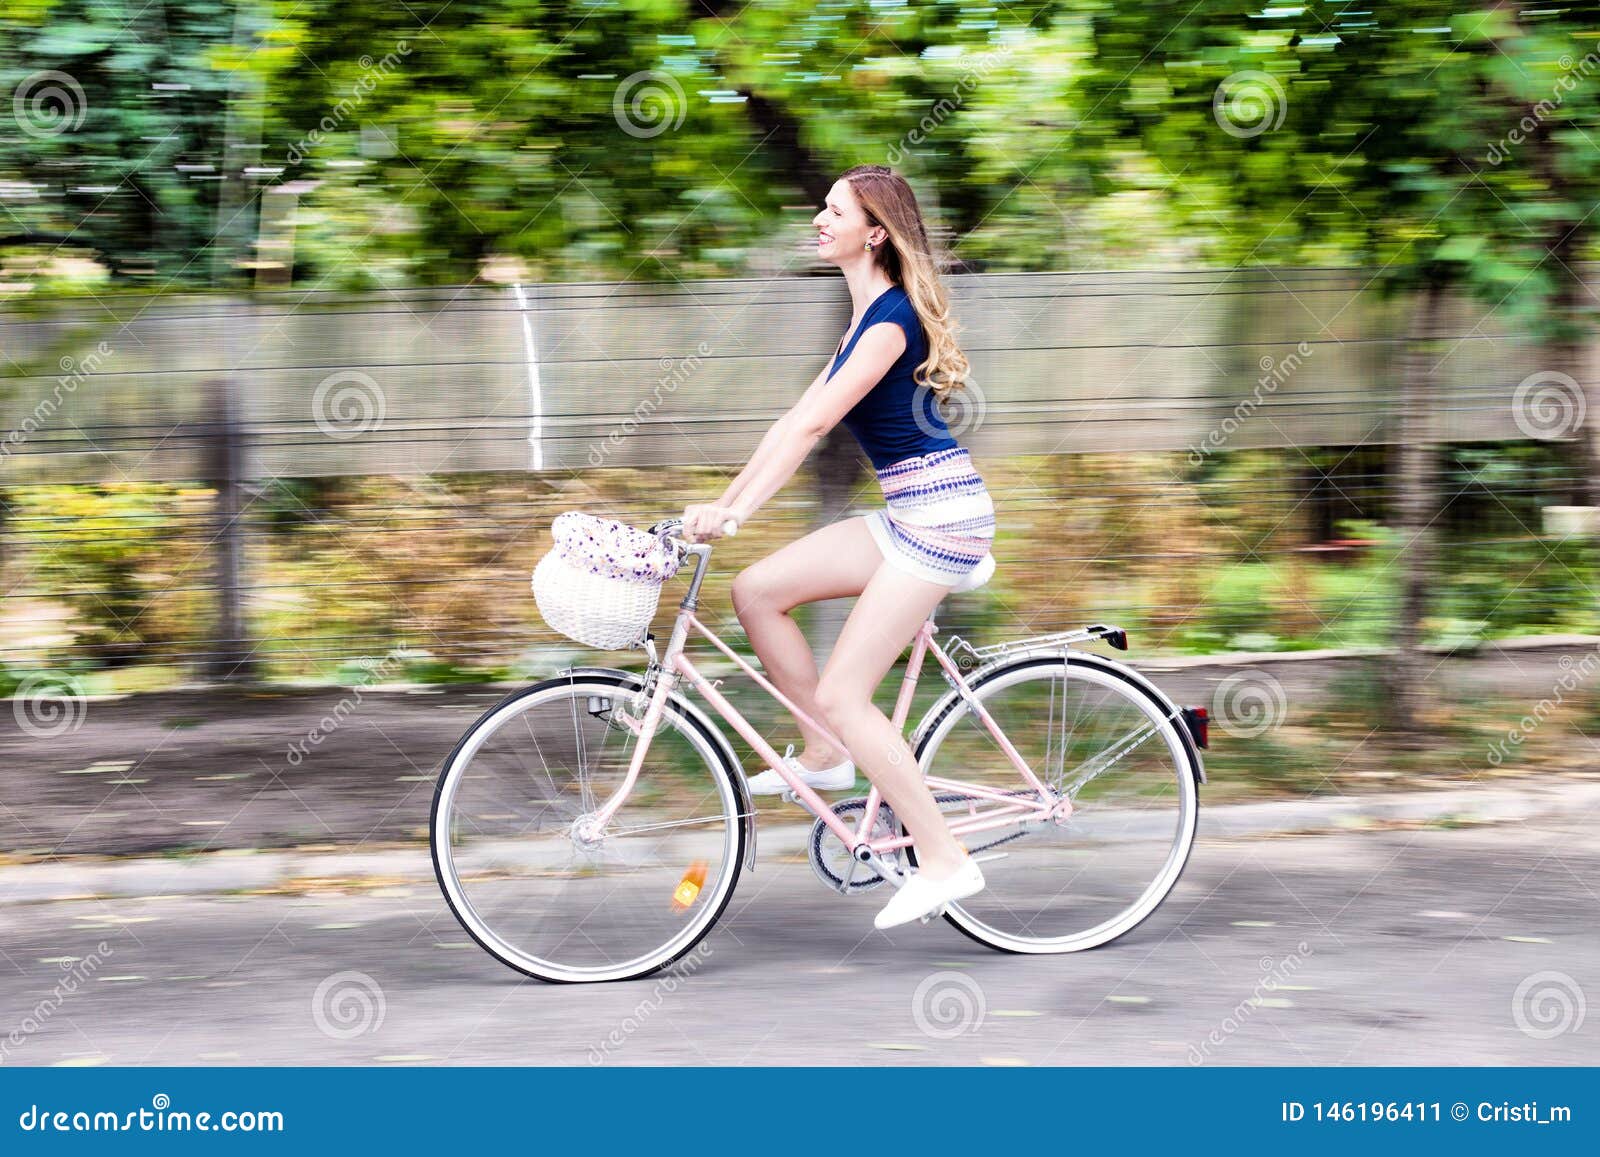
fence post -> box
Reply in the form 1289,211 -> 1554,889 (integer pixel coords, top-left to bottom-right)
200,376 -> 259,683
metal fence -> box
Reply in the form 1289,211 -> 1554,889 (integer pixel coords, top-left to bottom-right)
1,269 -> 1594,679
4,267 -> 1595,484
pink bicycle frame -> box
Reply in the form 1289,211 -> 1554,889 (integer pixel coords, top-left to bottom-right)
586,566 -> 1072,859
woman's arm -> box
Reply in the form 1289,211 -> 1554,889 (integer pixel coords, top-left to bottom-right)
717,410 -> 793,510
713,358 -> 832,509
725,322 -> 906,524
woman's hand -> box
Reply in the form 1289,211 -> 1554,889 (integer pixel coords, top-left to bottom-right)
681,503 -> 742,543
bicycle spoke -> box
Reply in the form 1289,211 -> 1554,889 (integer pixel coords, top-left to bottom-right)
913,657 -> 1197,952
433,679 -> 741,982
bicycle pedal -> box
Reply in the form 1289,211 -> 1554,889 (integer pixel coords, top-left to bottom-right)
780,788 -> 801,805
918,905 -> 947,925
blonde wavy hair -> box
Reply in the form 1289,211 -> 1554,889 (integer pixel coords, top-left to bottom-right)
841,164 -> 971,402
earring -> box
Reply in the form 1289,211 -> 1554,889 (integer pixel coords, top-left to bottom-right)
864,240 -> 874,251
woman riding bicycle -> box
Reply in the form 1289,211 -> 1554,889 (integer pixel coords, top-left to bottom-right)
680,164 -> 998,931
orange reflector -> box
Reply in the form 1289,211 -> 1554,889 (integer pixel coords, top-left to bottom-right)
671,860 -> 708,911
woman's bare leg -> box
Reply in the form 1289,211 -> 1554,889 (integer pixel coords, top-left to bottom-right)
813,563 -> 968,877
730,516 -> 883,768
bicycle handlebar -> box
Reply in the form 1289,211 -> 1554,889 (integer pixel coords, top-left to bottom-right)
649,517 -> 739,543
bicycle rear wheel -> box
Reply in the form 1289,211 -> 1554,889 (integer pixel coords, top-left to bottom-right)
910,653 -> 1200,953
430,674 -> 745,983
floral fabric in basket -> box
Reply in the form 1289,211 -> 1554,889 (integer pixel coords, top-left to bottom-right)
550,511 -> 681,583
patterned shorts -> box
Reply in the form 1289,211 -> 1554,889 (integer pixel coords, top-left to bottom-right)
863,446 -> 997,587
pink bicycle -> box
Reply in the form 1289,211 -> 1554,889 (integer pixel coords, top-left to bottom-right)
431,516 -> 1210,983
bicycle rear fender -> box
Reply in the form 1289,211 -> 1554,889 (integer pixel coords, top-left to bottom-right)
556,665 -> 759,871
911,649 -> 1208,787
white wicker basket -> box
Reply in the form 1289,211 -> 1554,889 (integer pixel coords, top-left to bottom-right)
531,512 -> 681,650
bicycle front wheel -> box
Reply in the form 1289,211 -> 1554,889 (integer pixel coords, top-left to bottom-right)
430,674 -> 745,983
911,653 -> 1200,953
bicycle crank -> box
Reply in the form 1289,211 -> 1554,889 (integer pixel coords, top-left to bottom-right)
808,797 -> 902,894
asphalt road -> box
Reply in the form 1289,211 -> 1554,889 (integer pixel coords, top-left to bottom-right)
1,814 -> 1594,1066
5,640 -> 1594,856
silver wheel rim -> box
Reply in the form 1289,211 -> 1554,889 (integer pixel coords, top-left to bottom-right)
916,659 -> 1198,953
433,680 -> 740,982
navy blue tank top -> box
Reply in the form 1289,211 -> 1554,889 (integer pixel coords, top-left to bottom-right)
828,284 -> 959,471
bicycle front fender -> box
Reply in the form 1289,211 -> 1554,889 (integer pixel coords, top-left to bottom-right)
555,665 -> 759,871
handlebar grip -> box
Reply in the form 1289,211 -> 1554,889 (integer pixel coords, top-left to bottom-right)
720,519 -> 739,537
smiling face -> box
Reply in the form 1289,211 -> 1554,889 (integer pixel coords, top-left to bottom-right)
812,178 -> 884,266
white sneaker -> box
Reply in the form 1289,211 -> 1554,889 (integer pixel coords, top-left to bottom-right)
745,743 -> 856,795
873,857 -> 986,930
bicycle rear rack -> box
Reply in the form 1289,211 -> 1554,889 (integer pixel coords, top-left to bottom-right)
944,622 -> 1129,668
